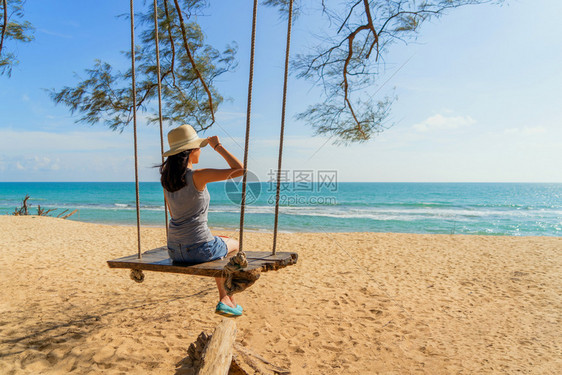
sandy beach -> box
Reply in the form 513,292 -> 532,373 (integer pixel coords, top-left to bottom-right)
0,215 -> 560,374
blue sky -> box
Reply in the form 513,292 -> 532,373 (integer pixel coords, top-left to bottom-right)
1,0 -> 561,182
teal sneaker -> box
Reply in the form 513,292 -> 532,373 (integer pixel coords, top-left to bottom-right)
215,302 -> 243,317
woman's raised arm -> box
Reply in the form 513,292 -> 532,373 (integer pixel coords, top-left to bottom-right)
192,136 -> 244,190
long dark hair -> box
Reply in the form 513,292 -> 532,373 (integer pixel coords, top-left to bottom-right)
160,150 -> 192,192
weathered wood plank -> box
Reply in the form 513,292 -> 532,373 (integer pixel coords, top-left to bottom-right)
198,319 -> 237,375
107,248 -> 298,278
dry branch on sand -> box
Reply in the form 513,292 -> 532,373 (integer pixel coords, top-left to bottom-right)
12,194 -> 77,219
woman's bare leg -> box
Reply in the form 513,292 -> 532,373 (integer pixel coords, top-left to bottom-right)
215,277 -> 235,307
215,237 -> 240,307
221,236 -> 239,254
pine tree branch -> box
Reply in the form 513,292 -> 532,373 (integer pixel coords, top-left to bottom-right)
0,0 -> 7,57
162,0 -> 179,88
172,0 -> 216,126
343,24 -> 370,138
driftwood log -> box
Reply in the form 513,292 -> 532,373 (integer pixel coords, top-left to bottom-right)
176,319 -> 290,375
198,318 -> 237,375
181,319 -> 291,375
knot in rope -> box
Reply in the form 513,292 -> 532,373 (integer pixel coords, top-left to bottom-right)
130,269 -> 145,283
225,251 -> 248,271
223,252 -> 259,295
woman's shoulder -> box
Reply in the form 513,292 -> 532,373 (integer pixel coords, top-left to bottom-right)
190,169 -> 206,193
164,169 -> 193,194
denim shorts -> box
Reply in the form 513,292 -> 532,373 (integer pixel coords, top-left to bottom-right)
167,236 -> 228,264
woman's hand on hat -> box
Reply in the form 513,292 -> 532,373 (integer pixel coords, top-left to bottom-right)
207,136 -> 221,150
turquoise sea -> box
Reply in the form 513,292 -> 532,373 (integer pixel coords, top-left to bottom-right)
0,182 -> 561,236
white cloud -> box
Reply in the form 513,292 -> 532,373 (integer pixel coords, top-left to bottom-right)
504,126 -> 547,135
0,127 -> 165,181
1,119 -> 560,182
0,129 -> 127,153
5,156 -> 63,172
38,28 -> 73,39
412,114 -> 476,132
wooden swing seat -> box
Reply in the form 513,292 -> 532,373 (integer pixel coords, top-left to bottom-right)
107,247 -> 298,278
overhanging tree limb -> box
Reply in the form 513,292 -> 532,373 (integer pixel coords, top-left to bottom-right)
49,0 -> 503,141
291,0 -> 502,144
51,0 -> 235,131
172,0 -> 216,125
0,0 -> 7,57
0,0 -> 34,77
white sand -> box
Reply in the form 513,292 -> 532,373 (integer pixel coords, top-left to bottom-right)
0,216 -> 560,374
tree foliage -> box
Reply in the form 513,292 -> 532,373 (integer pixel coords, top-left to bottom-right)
50,0 -> 237,132
0,0 -> 35,77
288,0 -> 501,144
50,0 -> 502,142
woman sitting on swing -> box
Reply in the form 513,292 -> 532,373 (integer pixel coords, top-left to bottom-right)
160,124 -> 244,317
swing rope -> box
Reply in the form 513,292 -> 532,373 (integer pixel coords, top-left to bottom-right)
152,0 -> 169,238
224,0 -> 294,295
272,0 -> 294,255
222,0 -> 260,295
237,0 -> 259,257
129,0 -> 142,261
127,0 -> 294,288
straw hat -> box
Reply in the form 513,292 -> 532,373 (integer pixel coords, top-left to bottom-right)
163,124 -> 209,157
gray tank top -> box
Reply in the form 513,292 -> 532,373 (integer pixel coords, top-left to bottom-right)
165,169 -> 214,247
